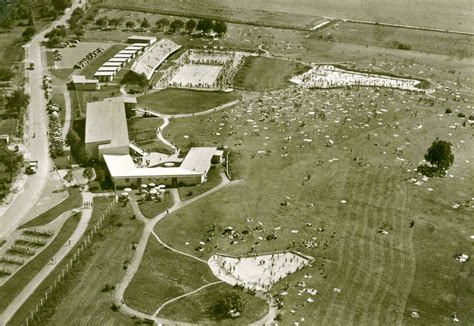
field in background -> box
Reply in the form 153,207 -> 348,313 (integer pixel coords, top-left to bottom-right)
99,0 -> 474,32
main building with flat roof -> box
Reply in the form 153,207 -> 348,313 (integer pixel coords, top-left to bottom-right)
85,98 -> 130,160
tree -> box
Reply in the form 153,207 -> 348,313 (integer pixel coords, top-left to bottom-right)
95,17 -> 108,29
155,18 -> 169,31
425,139 -> 454,171
207,291 -> 248,321
51,0 -> 71,12
108,17 -> 123,30
418,139 -> 454,177
82,166 -> 94,184
22,26 -> 36,41
63,169 -> 74,186
140,18 -> 150,29
0,67 -> 14,81
169,19 -> 184,33
66,129 -> 81,148
6,89 -> 29,114
213,20 -> 227,36
125,20 -> 135,30
73,28 -> 84,40
0,143 -> 23,181
197,19 -> 213,34
185,19 -> 196,34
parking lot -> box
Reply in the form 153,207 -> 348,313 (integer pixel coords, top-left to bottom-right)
54,42 -> 113,69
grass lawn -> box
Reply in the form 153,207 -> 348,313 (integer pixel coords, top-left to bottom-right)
178,166 -> 222,201
0,213 -> 81,313
152,45 -> 474,324
138,140 -> 174,155
48,68 -> 74,80
21,188 -> 82,228
138,192 -> 174,218
128,117 -> 163,131
124,237 -> 218,314
159,282 -> 269,324
80,44 -> 126,79
233,56 -> 310,91
70,85 -> 121,118
137,89 -> 240,115
9,199 -> 140,326
0,118 -> 18,136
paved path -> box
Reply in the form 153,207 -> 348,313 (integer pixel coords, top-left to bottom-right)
0,190 -> 91,325
138,99 -> 241,120
155,116 -> 178,153
114,175 -> 238,324
61,88 -> 72,140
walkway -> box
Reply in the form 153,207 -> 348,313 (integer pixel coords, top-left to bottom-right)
113,174 -> 238,324
0,189 -> 92,325
61,88 -> 72,140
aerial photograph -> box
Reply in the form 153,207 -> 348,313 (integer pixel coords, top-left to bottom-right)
0,0 -> 472,325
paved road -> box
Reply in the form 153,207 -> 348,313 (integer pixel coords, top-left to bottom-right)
0,0 -> 86,240
0,191 -> 91,325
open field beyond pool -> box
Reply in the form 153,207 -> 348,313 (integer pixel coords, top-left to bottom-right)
137,89 -> 240,115
100,0 -> 474,32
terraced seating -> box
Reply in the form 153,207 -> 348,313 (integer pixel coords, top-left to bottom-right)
131,39 -> 181,80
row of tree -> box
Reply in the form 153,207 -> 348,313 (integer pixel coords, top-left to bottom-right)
94,16 -> 227,36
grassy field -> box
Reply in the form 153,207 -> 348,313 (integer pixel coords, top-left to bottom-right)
178,165 -> 222,201
21,188 -> 82,228
233,56 -> 310,91
70,85 -> 121,118
0,213 -> 81,314
320,22 -> 474,58
41,201 -> 142,326
99,0 -> 474,32
138,192 -> 174,218
138,140 -> 175,155
128,117 -> 163,131
9,199 -> 140,326
137,89 -> 240,115
152,43 -> 474,324
124,236 -> 219,315
159,282 -> 268,324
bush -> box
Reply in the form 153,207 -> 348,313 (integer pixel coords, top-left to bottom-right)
457,112 -> 465,118
445,108 -> 452,114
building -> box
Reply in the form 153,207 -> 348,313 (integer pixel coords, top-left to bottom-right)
103,147 -> 223,188
69,75 -> 99,91
85,98 -> 130,160
127,35 -> 157,45
103,154 -> 202,188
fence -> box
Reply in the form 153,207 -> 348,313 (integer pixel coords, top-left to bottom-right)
19,198 -> 117,326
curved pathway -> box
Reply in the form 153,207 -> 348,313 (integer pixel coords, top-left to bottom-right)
153,281 -> 224,317
113,175 -> 238,324
138,99 -> 241,120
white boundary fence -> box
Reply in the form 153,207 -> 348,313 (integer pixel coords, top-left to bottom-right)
19,198 -> 117,326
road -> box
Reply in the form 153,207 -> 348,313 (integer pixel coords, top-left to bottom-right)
0,1 -> 85,240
